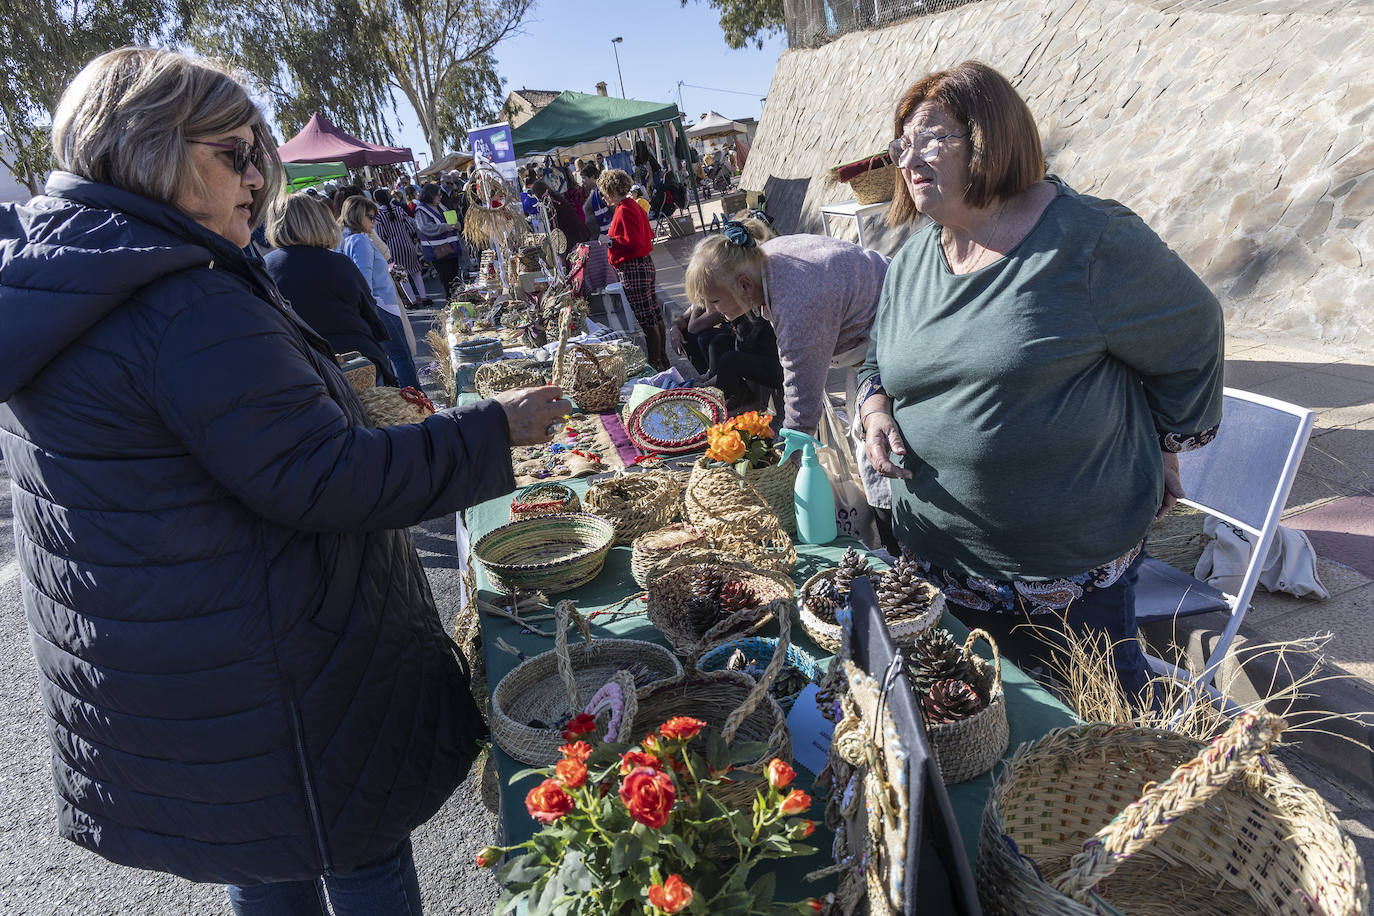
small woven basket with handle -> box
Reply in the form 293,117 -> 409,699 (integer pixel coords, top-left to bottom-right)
848,163 -> 896,205
583,470 -> 683,545
978,712 -> 1367,915
646,562 -> 795,657
924,628 -> 1008,784
553,341 -> 624,413
684,455 -> 798,537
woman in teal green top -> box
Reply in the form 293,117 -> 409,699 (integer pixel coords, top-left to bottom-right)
857,61 -> 1224,704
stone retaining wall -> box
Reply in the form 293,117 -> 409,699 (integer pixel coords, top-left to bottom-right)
741,0 -> 1373,344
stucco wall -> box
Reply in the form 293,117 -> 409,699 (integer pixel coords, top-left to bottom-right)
742,0 -> 1374,344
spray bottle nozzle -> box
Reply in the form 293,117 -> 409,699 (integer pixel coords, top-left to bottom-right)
777,428 -> 827,463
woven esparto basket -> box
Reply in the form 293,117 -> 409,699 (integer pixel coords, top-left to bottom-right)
474,359 -> 547,398
491,600 -> 682,766
631,600 -> 794,808
798,568 -> 943,654
556,342 -> 625,413
358,386 -> 437,427
629,524 -> 709,588
646,563 -> 796,656
848,162 -> 896,205
473,512 -> 615,595
925,628 -> 1008,784
337,351 -> 376,394
509,483 -> 580,521
978,712 -> 1368,916
697,636 -> 823,713
685,454 -> 799,537
583,471 -> 682,545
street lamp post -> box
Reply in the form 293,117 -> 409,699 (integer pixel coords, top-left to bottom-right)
611,37 -> 625,98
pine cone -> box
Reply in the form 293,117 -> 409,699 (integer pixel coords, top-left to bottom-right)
685,565 -> 725,632
908,628 -> 973,695
832,547 -> 871,600
717,579 -> 759,617
723,648 -> 750,672
877,554 -> 933,621
920,678 -> 984,725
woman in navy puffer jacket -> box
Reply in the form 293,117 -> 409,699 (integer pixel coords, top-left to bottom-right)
0,48 -> 570,914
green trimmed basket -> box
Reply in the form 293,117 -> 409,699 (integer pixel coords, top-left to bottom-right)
472,512 -> 615,595
697,637 -> 824,713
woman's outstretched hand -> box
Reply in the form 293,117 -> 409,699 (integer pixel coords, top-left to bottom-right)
492,386 -> 574,446
863,411 -> 912,480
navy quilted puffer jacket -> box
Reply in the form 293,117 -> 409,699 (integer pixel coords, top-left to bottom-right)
0,172 -> 507,884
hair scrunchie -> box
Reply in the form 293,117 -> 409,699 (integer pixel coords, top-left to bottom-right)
721,219 -> 756,249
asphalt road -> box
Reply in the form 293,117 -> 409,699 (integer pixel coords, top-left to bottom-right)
0,307 -> 503,915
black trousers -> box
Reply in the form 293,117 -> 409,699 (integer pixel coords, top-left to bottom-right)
431,256 -> 460,297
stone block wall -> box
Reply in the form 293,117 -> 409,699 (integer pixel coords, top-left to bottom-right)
741,0 -> 1373,344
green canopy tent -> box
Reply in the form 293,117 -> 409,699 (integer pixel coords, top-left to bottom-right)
510,91 -> 705,231
283,160 -> 348,190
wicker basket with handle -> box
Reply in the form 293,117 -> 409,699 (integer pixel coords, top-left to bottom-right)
848,163 -> 896,205
645,562 -> 795,657
583,470 -> 682,545
684,455 -> 798,537
553,341 -> 624,413
923,628 -> 1008,784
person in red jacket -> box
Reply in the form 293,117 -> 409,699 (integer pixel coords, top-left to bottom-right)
598,168 -> 670,370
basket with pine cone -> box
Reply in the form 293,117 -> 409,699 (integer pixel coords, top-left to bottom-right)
832,546 -> 872,599
919,678 -> 984,725
798,553 -> 945,654
912,628 -> 1009,784
876,553 -> 939,622
908,627 -> 976,695
646,563 -> 795,656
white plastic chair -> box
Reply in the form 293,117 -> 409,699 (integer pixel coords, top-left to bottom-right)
1139,387 -> 1315,702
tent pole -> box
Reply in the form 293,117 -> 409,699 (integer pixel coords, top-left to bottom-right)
673,115 -> 706,234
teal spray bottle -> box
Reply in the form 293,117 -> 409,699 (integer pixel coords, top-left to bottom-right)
777,429 -> 838,544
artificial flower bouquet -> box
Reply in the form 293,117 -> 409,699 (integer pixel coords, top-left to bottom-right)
483,714 -> 822,916
704,411 -> 780,475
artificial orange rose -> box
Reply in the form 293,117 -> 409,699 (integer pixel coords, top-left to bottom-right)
706,428 -> 746,463
559,740 -> 593,763
555,757 -> 588,789
561,713 -> 597,740
805,899 -> 824,913
647,873 -> 694,913
619,750 -> 664,775
794,819 -> 816,838
766,758 -> 796,789
642,733 -> 667,756
619,766 -> 675,828
526,778 -> 574,824
659,716 -> 706,741
475,846 -> 501,868
779,788 -> 811,815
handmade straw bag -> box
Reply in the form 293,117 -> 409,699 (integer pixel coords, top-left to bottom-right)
583,470 -> 682,545
924,628 -> 1008,784
474,358 -> 547,398
630,601 -> 794,808
557,342 -> 625,413
629,524 -> 710,589
472,512 -> 615,595
798,568 -> 943,654
685,455 -> 799,537
337,351 -> 376,395
358,385 -> 437,427
491,601 -> 683,766
978,712 -> 1367,916
509,482 -> 580,521
849,161 -> 896,205
645,562 -> 795,657
678,471 -> 798,575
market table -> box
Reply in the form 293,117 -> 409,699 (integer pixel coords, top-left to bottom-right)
461,472 -> 1078,908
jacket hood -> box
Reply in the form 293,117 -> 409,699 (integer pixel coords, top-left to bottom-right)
0,172 -> 253,401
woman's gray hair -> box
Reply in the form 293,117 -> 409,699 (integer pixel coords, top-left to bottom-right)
265,193 -> 341,249
51,47 -> 282,226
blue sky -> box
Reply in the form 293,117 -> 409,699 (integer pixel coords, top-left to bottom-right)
392,0 -> 788,163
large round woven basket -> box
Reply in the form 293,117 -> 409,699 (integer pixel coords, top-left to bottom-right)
848,163 -> 896,205
358,386 -> 437,427
698,637 -> 823,714
473,512 -> 615,595
630,602 -> 794,808
583,471 -> 682,545
977,713 -> 1367,916
798,568 -> 943,654
474,359 -> 547,398
923,628 -> 1008,784
509,482 -> 580,521
491,601 -> 683,766
646,563 -> 795,657
685,455 -> 798,537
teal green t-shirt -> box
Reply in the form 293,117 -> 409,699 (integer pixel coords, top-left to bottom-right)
861,180 -> 1223,580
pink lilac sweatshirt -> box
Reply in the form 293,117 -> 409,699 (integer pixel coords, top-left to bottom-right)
760,234 -> 890,433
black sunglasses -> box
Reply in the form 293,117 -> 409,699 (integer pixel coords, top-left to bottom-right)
191,137 -> 265,175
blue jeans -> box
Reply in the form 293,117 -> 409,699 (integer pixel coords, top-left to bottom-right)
376,307 -> 421,390
227,837 -> 423,916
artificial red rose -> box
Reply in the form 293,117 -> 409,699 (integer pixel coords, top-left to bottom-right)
525,778 -> 574,824
560,740 -> 594,763
619,750 -> 664,775
766,758 -> 796,789
642,734 -> 667,756
659,716 -> 706,740
555,757 -> 588,789
779,788 -> 811,815
475,846 -> 501,868
647,873 -> 694,913
805,899 -> 824,913
794,819 -> 816,838
619,766 -> 675,828
561,713 -> 597,740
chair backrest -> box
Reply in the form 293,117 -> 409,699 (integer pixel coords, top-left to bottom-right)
1177,388 -> 1315,537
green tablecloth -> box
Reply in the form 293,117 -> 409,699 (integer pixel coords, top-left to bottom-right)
465,475 -> 1077,905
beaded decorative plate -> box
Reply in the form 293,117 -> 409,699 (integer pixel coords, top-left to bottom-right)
626,388 -> 727,455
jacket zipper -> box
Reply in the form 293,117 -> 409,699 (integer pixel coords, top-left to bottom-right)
286,695 -> 334,874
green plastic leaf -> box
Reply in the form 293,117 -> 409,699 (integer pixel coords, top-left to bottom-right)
726,741 -> 771,766
663,832 -> 698,867
509,766 -> 550,784
750,872 -> 777,909
609,832 -> 640,873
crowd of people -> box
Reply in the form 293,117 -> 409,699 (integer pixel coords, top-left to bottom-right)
0,44 -> 1223,916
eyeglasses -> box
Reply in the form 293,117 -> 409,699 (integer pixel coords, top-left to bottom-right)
191,137 -> 265,175
887,131 -> 966,165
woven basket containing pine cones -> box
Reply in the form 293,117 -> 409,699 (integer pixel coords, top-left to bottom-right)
630,599 -> 794,808
798,548 -> 944,654
908,627 -> 1008,784
646,562 -> 795,657
583,470 -> 683,545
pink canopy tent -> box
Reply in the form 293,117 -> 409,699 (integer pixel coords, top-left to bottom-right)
277,112 -> 414,167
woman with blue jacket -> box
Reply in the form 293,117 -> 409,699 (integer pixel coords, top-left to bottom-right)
338,195 -> 421,389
